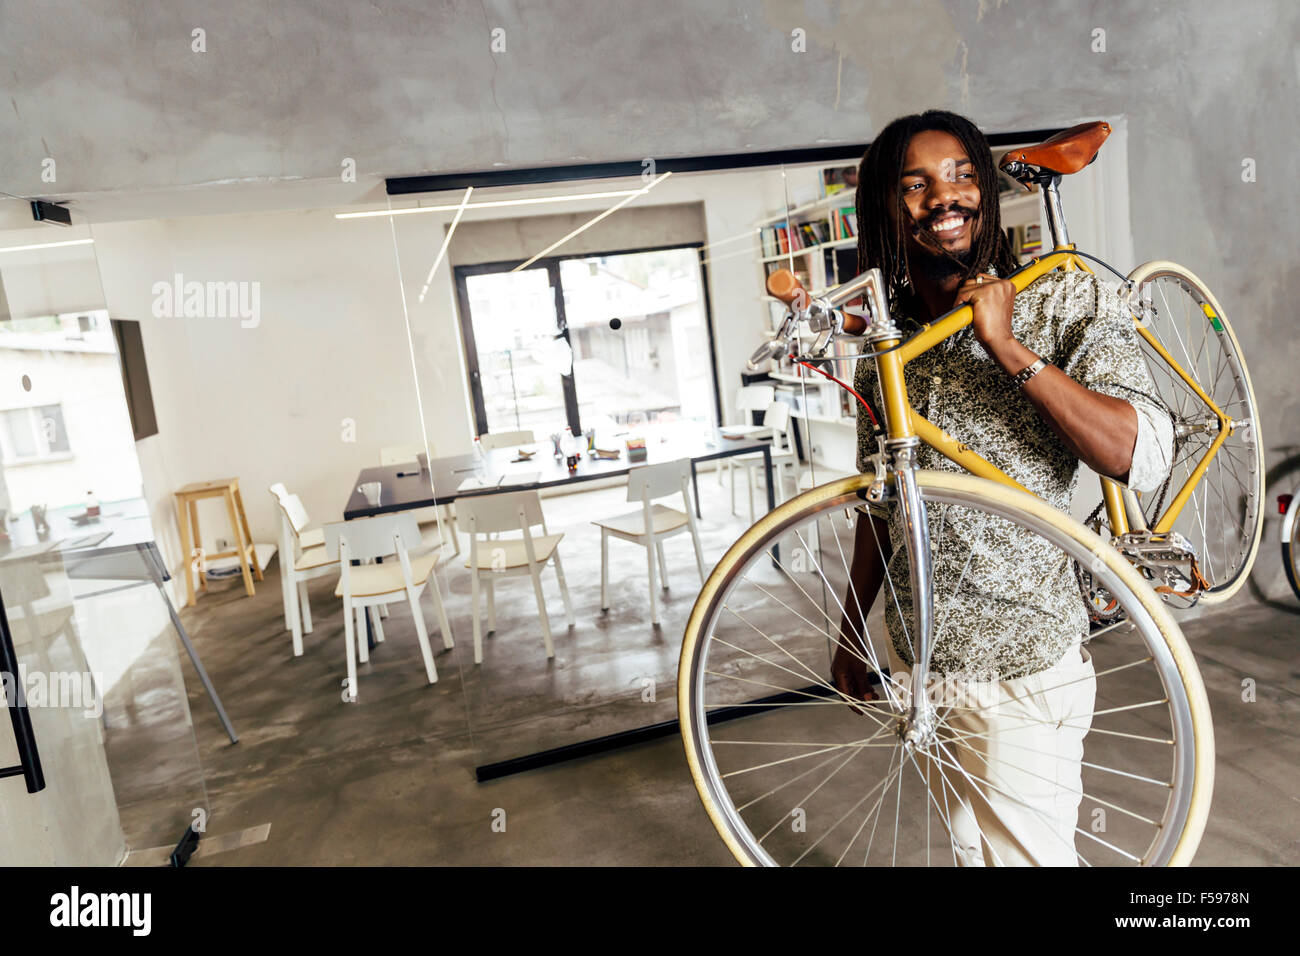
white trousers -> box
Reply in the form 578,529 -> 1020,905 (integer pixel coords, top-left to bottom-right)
887,641 -> 1097,867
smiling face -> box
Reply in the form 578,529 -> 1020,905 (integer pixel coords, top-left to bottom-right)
895,129 -> 982,264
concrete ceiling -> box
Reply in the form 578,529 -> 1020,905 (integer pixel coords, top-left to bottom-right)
1,0 -> 974,210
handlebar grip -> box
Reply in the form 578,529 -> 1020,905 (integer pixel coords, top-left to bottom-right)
766,269 -> 805,305
840,303 -> 867,336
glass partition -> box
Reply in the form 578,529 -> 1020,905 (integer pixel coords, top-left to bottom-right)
0,196 -> 210,863
383,162 -> 855,770
3,139 -> 1061,860
94,185 -> 478,831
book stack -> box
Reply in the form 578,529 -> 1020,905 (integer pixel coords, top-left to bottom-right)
760,209 -> 857,257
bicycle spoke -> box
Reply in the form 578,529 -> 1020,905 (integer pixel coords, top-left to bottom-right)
684,471 -> 1206,866
791,520 -> 907,707
829,509 -> 903,706
757,748 -> 861,847
741,749 -> 857,816
858,744 -> 904,867
930,739 -> 1101,865
719,735 -> 886,779
709,623 -> 881,718
790,748 -> 903,866
940,729 -> 1163,828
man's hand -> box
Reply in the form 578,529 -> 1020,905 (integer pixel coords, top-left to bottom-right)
954,272 -> 1016,353
831,641 -> 878,715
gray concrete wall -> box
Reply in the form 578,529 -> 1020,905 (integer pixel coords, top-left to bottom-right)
2,0 -> 1294,595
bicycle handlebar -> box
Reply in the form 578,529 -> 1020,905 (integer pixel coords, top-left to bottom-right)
765,269 -> 871,335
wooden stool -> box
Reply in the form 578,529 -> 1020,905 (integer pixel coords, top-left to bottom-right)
175,478 -> 263,606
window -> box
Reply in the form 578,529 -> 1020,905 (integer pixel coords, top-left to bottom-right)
0,404 -> 72,463
454,244 -> 717,438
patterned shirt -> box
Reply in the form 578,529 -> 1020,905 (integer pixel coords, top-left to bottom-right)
854,269 -> 1169,681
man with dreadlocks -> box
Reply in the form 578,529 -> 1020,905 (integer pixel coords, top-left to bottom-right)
829,110 -> 1173,866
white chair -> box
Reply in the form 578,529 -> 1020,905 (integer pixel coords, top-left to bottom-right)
457,489 -> 574,665
270,483 -> 338,657
594,459 -> 706,627
719,385 -> 776,486
734,401 -> 800,523
321,513 -> 453,702
479,429 -> 536,453
379,442 -> 460,557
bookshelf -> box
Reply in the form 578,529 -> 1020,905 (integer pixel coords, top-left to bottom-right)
752,147 -> 1046,432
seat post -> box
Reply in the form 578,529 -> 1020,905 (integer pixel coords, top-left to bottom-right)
1041,174 -> 1071,249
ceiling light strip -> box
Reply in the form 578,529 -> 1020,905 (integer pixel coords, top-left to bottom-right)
511,172 -> 673,272
0,237 -> 94,254
335,189 -> 642,220
416,186 -> 473,303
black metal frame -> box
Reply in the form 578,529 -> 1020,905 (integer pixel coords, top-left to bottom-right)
475,681 -> 867,781
385,131 -> 1065,195
452,240 -> 717,437
0,587 -> 45,793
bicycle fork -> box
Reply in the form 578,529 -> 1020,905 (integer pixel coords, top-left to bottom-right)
886,440 -> 939,750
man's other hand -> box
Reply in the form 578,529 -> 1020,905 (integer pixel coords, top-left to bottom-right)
831,642 -> 879,715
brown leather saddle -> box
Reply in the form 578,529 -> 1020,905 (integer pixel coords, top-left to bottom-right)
999,121 -> 1112,176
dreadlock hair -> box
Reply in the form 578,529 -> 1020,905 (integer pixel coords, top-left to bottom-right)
854,110 -> 1018,322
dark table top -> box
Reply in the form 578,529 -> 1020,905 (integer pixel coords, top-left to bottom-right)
344,425 -> 775,519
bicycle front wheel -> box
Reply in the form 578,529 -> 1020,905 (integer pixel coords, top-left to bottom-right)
1123,261 -> 1264,604
679,471 -> 1214,866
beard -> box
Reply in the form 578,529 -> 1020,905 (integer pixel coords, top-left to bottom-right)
905,204 -> 982,283
909,243 -> 976,283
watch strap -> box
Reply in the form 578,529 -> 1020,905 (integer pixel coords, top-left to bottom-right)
1013,357 -> 1048,388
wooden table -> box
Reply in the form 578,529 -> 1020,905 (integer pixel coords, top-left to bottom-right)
174,478 -> 262,606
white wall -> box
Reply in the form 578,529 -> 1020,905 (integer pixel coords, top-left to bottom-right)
93,210 -> 427,578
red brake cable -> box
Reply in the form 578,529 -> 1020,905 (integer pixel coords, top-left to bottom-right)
792,356 -> 879,429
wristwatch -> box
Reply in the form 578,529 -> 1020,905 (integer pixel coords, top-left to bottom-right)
1012,356 -> 1049,388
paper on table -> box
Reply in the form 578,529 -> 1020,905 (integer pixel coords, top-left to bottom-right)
722,424 -> 771,439
498,470 -> 540,488
457,475 -> 502,492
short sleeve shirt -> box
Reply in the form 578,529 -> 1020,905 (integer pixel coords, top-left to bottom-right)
853,269 -> 1168,680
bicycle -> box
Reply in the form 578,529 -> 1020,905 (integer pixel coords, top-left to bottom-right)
678,121 -> 1258,866
1281,485 -> 1300,602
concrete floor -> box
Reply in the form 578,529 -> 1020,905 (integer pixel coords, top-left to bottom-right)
145,476 -> 1299,866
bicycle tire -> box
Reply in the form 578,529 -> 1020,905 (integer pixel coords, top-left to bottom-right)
1282,488 -> 1300,602
679,471 -> 1214,866
1123,261 -> 1264,605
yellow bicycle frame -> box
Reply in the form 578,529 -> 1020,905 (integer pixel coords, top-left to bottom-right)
870,247 -> 1233,539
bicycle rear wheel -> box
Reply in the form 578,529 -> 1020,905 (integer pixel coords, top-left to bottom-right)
679,471 -> 1213,866
1282,490 -> 1300,602
1121,261 -> 1264,604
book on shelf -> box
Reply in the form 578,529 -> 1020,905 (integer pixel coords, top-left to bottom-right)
828,206 -> 857,240
761,212 -> 854,259
839,385 -> 858,421
763,261 -> 811,296
1015,222 -> 1043,257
